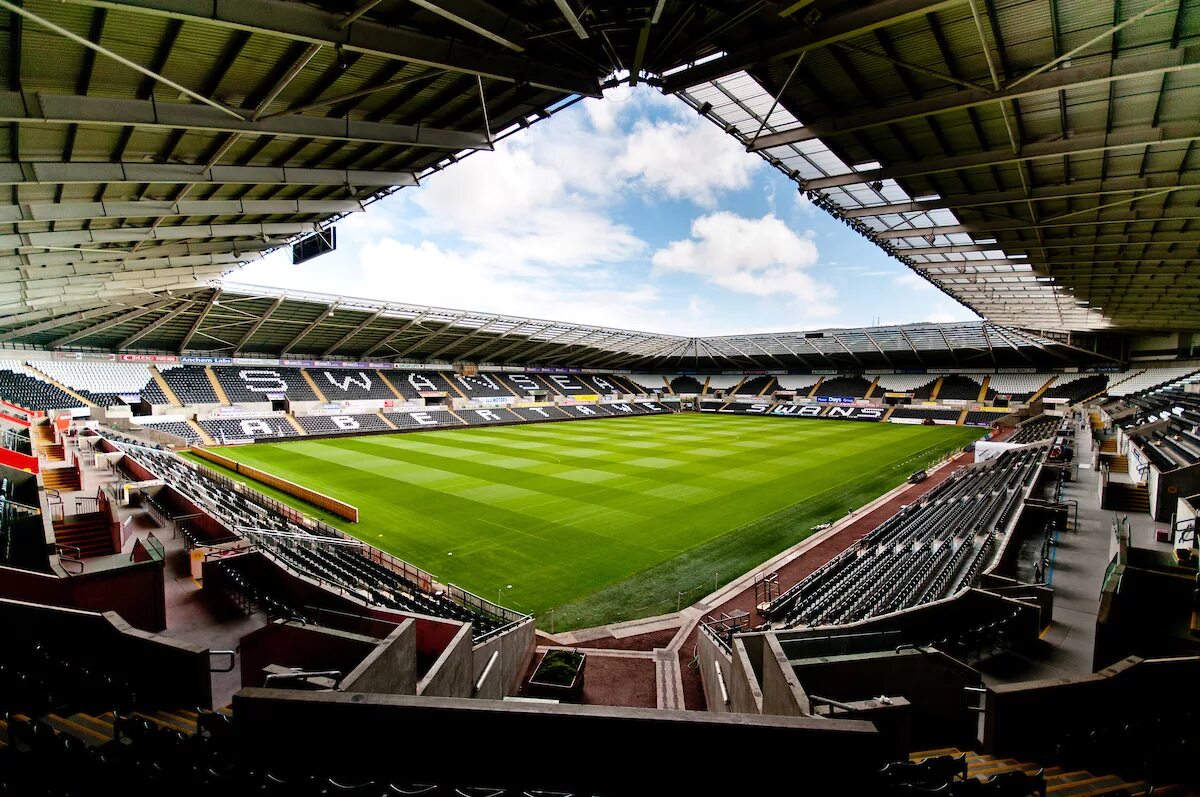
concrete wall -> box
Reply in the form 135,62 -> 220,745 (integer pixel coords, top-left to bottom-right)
697,629 -> 734,714
0,597 -> 210,708
339,619 -> 418,695
984,656 -> 1200,760
761,634 -> 810,716
238,621 -> 378,689
789,649 -> 980,751
1158,463 -> 1200,523
470,617 -> 535,697
416,622 -> 474,698
234,687 -> 885,794
0,557 -> 166,632
729,637 -> 764,715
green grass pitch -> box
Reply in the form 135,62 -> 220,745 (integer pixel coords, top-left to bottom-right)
184,413 -> 984,630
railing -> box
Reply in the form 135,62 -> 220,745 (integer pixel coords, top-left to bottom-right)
55,543 -> 83,574
262,669 -> 342,688
144,531 -> 165,562
74,495 -> 98,514
209,650 -> 236,673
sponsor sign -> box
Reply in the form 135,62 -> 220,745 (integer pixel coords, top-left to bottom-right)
473,396 -> 514,406
181,356 -> 233,365
816,396 -> 855,404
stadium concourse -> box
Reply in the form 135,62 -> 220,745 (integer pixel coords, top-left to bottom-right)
2,0 -> 1200,794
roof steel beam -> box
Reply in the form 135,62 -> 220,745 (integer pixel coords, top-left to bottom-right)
281,304 -> 339,355
0,304 -> 114,342
321,308 -> 385,357
662,0 -> 965,92
0,199 -> 362,226
876,207 -> 1200,239
178,288 -> 222,352
234,294 -> 287,351
550,0 -> 589,39
406,0 -> 527,52
62,0 -> 600,96
0,162 -> 419,188
2,92 -> 491,151
9,222 -> 314,251
51,298 -> 176,347
750,45 -> 1200,150
2,241 -> 272,270
116,299 -> 194,349
804,124 -> 1200,190
838,175 -> 1200,218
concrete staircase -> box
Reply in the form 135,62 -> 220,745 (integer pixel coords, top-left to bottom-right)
928,376 -> 944,400
204,367 -> 231,405
41,466 -> 80,491
910,747 -> 1189,796
52,512 -> 114,558
977,375 -> 991,402
1106,483 -> 1151,514
187,419 -> 217,446
149,365 -> 182,406
300,369 -> 328,402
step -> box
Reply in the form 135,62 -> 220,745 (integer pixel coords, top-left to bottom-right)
1049,775 -> 1125,795
42,713 -> 111,747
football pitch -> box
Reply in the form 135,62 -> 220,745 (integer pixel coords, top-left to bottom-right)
185,414 -> 984,630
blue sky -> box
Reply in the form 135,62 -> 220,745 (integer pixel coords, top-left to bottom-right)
231,84 -> 977,336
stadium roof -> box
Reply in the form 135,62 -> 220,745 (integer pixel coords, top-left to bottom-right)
0,282 -> 1115,370
1,0 -> 1196,339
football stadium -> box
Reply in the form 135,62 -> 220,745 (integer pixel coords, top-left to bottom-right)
0,1 -> 1198,795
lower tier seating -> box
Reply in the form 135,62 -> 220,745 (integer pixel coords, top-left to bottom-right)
135,420 -> 201,443
198,417 -> 300,441
766,448 -> 1043,630
1010,415 -> 1060,445
295,414 -> 391,435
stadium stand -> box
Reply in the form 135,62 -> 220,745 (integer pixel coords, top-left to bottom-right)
198,417 -> 300,442
159,366 -> 221,405
987,374 -> 1050,402
305,368 -> 395,400
107,440 -> 509,637
384,409 -> 467,429
1009,415 -> 1061,445
535,372 -> 603,397
510,405 -> 571,422
875,374 -> 938,394
0,360 -> 85,411
456,407 -> 524,425
31,361 -> 171,407
210,366 -> 318,403
504,372 -> 551,396
381,370 -> 455,400
736,375 -> 775,395
773,374 -> 822,393
935,375 -> 988,401
445,371 -> 514,398
964,411 -> 1007,427
767,447 -> 1042,630
889,407 -> 961,422
1043,374 -> 1109,403
134,420 -> 202,444
669,375 -> 705,394
578,373 -> 634,394
296,414 -> 392,435
813,376 -> 873,399
1107,366 -> 1200,397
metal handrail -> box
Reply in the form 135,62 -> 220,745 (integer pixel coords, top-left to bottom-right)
809,694 -> 861,712
55,543 -> 84,574
262,669 -> 342,686
209,650 -> 236,673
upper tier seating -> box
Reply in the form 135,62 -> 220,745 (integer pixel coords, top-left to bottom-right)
670,375 -> 705,394
987,374 -> 1050,401
875,374 -> 938,394
1135,422 -> 1200,471
305,368 -> 396,400
1043,374 -> 1107,403
813,376 -> 873,398
737,376 -> 775,395
0,360 -> 84,411
773,374 -> 821,392
936,375 -> 987,401
530,372 -> 603,397
381,370 -> 455,400
198,416 -> 300,441
578,373 -> 635,394
767,448 -> 1043,630
210,366 -> 318,403
444,371 -> 513,399
30,361 -> 170,406
135,420 -> 201,444
159,366 -> 220,404
296,413 -> 391,435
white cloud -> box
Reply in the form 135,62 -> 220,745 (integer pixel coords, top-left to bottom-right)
616,118 -> 758,207
652,212 -> 836,316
